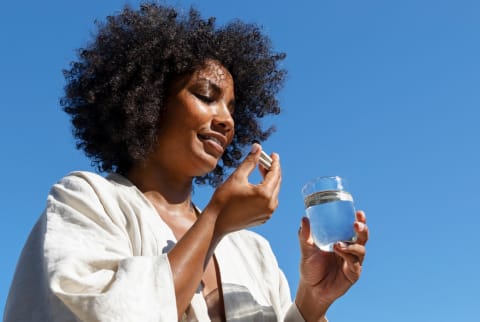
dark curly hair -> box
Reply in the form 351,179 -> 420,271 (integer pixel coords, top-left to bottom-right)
61,2 -> 286,186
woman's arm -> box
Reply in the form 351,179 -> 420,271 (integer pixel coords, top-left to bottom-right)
38,173 -> 179,321
167,144 -> 282,317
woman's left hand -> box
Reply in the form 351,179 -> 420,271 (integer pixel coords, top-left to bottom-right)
294,210 -> 369,320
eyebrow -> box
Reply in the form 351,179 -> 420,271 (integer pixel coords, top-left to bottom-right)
195,78 -> 221,96
195,78 -> 236,110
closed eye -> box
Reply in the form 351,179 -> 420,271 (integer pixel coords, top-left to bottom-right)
194,93 -> 215,104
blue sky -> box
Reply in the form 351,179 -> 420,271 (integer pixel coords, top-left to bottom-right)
1,0 -> 479,321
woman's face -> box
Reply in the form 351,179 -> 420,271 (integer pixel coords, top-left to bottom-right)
152,60 -> 235,177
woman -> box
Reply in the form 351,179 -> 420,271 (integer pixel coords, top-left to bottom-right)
4,3 -> 368,321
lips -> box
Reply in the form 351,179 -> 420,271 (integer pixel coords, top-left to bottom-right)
198,133 -> 227,155
198,134 -> 223,146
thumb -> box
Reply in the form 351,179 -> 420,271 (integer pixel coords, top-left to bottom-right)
234,143 -> 262,178
298,217 -> 315,256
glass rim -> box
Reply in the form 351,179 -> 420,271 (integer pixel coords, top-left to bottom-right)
301,175 -> 348,196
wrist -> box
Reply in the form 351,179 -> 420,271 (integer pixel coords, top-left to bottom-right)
295,281 -> 332,322
201,201 -> 224,243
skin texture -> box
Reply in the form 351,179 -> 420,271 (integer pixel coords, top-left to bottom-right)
127,60 -> 369,321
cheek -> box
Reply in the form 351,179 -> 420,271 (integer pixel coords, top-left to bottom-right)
178,94 -> 212,122
187,103 -> 212,122
166,106 -> 207,130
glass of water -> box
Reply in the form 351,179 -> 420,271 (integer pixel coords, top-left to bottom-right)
301,176 -> 357,252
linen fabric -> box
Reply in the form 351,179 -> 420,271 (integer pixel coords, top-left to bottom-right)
4,171 -> 305,322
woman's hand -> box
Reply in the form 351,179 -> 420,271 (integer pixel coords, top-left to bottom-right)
295,211 -> 369,320
204,144 -> 282,238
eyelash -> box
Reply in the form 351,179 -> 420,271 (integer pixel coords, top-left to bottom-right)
194,93 -> 214,104
194,92 -> 235,115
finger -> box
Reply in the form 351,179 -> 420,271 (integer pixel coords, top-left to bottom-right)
334,242 -> 361,263
270,171 -> 282,203
354,221 -> 369,246
298,217 -> 317,256
234,143 -> 261,178
333,243 -> 364,283
258,164 -> 268,177
336,242 -> 366,260
335,242 -> 365,268
356,210 -> 367,224
265,170 -> 281,214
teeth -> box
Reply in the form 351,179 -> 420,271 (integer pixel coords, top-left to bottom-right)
200,135 -> 222,147
211,138 -> 222,146
207,136 -> 221,146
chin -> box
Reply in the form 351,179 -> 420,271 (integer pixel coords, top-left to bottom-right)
205,161 -> 220,174
194,158 -> 220,176
189,148 -> 222,175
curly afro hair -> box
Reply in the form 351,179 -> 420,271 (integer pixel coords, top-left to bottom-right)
61,2 -> 286,187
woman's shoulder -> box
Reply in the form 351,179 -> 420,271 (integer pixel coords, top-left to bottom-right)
45,171 -> 156,237
53,171 -> 133,194
55,170 -> 105,186
48,170 -> 144,210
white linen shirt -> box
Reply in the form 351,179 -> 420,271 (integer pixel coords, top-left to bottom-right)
4,171 -> 305,322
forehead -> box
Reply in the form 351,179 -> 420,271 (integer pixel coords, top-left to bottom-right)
191,60 -> 233,87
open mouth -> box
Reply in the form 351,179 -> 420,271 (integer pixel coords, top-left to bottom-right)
198,134 -> 224,148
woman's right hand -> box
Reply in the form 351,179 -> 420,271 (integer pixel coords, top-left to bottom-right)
205,144 -> 282,238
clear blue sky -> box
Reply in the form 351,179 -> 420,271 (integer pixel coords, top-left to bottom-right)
1,1 -> 479,321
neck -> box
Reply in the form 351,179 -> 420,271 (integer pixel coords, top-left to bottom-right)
126,161 -> 195,214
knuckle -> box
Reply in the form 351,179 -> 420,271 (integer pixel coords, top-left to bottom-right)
267,200 -> 278,213
266,204 -> 276,214
256,188 -> 270,200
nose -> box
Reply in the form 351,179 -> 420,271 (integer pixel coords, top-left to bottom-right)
212,102 -> 234,134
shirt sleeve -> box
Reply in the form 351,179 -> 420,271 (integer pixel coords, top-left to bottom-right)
277,268 -> 304,322
284,302 -> 305,322
253,233 -> 305,322
272,238 -> 327,322
43,174 -> 178,322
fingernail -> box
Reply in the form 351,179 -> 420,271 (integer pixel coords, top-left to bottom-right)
337,241 -> 347,249
301,217 -> 308,226
299,218 -> 304,232
251,143 -> 260,154
357,210 -> 366,221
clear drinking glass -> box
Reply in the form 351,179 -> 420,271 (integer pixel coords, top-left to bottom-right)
301,176 -> 357,252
